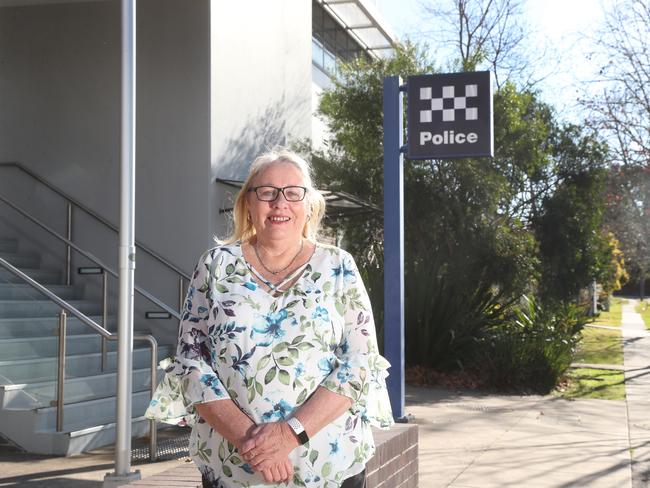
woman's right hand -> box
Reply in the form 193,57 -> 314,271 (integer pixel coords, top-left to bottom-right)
259,458 -> 294,483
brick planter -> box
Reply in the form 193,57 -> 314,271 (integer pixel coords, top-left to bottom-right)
128,423 -> 419,487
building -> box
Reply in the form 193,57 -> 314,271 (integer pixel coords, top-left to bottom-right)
0,0 -> 395,454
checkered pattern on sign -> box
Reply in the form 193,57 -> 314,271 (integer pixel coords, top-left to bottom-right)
420,84 -> 478,123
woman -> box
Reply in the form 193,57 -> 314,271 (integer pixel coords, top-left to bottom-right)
147,148 -> 393,488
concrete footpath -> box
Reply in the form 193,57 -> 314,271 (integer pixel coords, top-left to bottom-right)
0,300 -> 648,487
408,299 -> 650,488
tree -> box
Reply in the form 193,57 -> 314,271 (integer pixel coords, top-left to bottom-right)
534,168 -> 610,302
580,0 -> 650,167
421,0 -> 553,88
604,165 -> 650,297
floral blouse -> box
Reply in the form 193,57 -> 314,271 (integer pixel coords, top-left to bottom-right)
146,242 -> 393,488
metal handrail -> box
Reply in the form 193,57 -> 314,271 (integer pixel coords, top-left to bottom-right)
0,161 -> 190,281
0,257 -> 159,460
0,193 -> 180,320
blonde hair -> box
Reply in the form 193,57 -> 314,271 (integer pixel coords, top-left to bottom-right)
221,148 -> 326,244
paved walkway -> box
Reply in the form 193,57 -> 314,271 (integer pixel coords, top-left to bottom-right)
407,299 -> 650,488
1,300 -> 649,487
621,300 -> 650,487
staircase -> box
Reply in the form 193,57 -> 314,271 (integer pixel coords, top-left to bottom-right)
0,237 -> 171,455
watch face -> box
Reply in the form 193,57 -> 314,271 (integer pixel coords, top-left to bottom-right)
289,418 -> 303,433
288,418 -> 309,444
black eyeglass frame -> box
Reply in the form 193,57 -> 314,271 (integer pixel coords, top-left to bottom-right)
247,185 -> 308,202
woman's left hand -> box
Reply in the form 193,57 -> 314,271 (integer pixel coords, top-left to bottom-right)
240,421 -> 299,471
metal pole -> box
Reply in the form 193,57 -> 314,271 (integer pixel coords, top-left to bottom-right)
102,270 -> 108,371
56,310 -> 67,432
178,277 -> 184,326
592,280 -> 598,316
105,0 -> 140,484
65,203 -> 72,286
149,339 -> 158,461
383,76 -> 406,421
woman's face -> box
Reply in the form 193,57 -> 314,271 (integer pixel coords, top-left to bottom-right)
246,161 -> 309,244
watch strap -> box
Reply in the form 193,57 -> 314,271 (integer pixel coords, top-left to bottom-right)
287,417 -> 309,445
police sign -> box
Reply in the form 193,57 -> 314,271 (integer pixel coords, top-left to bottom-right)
407,71 -> 493,160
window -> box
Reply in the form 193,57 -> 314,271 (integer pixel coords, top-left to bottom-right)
312,0 -> 368,77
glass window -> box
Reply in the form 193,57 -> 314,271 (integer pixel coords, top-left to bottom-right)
312,0 -> 370,76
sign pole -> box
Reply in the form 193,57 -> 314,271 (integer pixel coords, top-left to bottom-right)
383,76 -> 406,420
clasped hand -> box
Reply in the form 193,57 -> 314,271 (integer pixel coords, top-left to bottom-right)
239,421 -> 299,484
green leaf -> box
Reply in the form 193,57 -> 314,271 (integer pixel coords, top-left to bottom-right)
218,442 -> 225,461
288,347 -> 299,359
257,354 -> 271,370
309,449 -> 319,465
297,342 -> 313,351
297,389 -> 308,404
247,386 -> 255,403
222,465 -> 232,477
277,356 -> 294,366
264,367 -> 277,384
215,283 -> 228,293
311,272 -> 321,282
255,380 -> 263,395
322,461 -> 332,478
293,473 -> 308,487
292,334 -> 306,345
335,300 -> 345,315
225,263 -> 235,275
231,455 -> 242,465
273,342 -> 288,353
278,369 -> 290,385
323,281 -> 332,293
349,380 -> 362,392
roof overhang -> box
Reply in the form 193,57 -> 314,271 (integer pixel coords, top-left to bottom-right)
317,0 -> 397,59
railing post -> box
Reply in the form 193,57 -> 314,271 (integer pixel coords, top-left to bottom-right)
102,270 -> 108,371
149,340 -> 158,461
178,277 -> 185,325
56,310 -> 67,432
65,203 -> 72,286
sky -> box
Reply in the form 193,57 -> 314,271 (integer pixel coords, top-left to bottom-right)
373,0 -> 611,122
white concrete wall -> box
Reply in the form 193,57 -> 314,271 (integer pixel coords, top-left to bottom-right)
311,64 -> 334,150
0,0 -> 315,343
0,0 -> 212,343
209,0 -> 313,239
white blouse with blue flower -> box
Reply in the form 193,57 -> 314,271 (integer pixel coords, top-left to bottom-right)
146,242 -> 393,488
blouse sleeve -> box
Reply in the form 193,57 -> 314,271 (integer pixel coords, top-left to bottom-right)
170,249 -> 230,412
321,252 -> 394,428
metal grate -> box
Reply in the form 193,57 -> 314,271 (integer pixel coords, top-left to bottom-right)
131,427 -> 191,462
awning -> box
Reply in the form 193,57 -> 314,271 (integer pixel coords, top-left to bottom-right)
317,0 -> 397,58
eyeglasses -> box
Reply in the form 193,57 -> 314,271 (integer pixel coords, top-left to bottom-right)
248,185 -> 307,202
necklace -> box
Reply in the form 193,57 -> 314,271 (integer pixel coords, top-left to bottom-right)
254,239 -> 304,276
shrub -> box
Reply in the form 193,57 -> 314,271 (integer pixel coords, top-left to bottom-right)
472,296 -> 588,392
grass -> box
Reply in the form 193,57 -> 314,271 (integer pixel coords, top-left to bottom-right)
590,296 -> 623,327
556,325 -> 626,401
636,300 -> 650,330
557,368 -> 626,401
574,326 -> 624,365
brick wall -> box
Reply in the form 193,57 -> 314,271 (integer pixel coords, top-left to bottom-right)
367,424 -> 419,488
128,423 -> 419,487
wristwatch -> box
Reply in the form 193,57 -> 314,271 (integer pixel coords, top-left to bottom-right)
287,417 -> 309,445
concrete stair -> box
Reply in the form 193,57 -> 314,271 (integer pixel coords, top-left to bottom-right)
0,237 -> 172,455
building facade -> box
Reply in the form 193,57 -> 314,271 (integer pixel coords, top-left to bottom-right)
0,0 -> 395,454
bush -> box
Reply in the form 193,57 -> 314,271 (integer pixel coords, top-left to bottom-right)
472,296 -> 588,392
